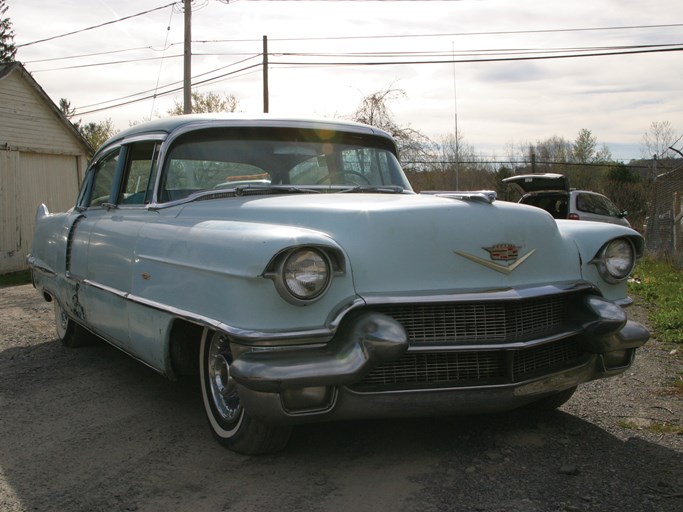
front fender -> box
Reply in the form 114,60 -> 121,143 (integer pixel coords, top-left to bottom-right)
557,220 -> 644,261
131,219 -> 358,334
557,220 -> 644,302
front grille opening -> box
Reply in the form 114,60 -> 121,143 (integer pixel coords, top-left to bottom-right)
374,295 -> 572,346
351,338 -> 586,392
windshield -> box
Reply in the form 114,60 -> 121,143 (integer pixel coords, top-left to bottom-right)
158,127 -> 412,202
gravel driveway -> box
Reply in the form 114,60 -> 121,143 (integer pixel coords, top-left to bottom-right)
1,283 -> 681,512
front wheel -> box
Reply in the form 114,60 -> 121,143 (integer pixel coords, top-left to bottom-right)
199,330 -> 291,455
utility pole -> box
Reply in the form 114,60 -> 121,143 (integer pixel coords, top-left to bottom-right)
451,42 -> 459,190
263,35 -> 269,113
183,0 -> 192,114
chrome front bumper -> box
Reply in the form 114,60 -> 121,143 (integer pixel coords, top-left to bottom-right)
229,295 -> 650,424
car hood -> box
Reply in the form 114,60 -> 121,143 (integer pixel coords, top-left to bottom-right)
171,193 -> 587,296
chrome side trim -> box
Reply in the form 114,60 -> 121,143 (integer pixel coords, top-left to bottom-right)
72,278 -> 610,345
80,278 -> 351,344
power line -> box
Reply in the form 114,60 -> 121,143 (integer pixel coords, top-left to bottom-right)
271,44 -> 683,67
74,62 -> 261,116
68,42 -> 683,117
16,2 -> 177,48
74,54 -> 261,110
22,45 -> 173,64
20,21 -> 683,66
196,22 -> 683,44
27,41 -> 683,73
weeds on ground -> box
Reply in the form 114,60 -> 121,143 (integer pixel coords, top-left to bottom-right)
618,419 -> 683,435
630,258 -> 683,345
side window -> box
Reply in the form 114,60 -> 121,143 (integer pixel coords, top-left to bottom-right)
597,196 -> 621,217
578,193 -> 616,216
86,150 -> 120,208
119,141 -> 159,205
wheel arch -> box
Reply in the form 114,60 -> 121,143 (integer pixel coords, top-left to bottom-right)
168,318 -> 204,378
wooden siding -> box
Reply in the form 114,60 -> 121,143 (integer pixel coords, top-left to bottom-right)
0,150 -> 84,273
0,71 -> 84,155
0,64 -> 90,274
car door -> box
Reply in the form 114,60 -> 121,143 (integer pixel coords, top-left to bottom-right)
68,140 -> 160,351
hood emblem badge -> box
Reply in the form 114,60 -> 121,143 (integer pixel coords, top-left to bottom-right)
456,244 -> 536,275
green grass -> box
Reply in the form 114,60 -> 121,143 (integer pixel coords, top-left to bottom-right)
618,419 -> 683,435
629,258 -> 683,345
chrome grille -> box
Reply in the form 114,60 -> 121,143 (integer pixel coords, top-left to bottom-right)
353,338 -> 583,391
375,295 -> 570,345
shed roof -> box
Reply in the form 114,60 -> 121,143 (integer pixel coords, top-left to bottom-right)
0,62 -> 92,155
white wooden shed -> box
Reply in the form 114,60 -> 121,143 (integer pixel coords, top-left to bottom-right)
0,62 -> 91,274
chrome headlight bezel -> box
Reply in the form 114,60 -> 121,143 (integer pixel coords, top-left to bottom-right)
595,237 -> 637,284
266,247 -> 338,305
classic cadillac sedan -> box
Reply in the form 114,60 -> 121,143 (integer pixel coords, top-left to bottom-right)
29,115 -> 649,454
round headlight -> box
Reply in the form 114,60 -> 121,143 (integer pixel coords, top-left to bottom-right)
282,249 -> 331,301
600,238 -> 635,283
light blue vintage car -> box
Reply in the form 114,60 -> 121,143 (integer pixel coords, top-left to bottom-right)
29,115 -> 649,454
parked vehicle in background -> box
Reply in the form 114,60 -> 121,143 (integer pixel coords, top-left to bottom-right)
29,115 -> 648,454
503,173 -> 631,227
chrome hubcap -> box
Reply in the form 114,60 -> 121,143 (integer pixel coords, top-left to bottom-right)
208,333 -> 241,423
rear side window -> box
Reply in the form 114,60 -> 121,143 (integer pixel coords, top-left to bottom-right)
82,150 -> 121,208
118,141 -> 160,205
576,193 -> 620,217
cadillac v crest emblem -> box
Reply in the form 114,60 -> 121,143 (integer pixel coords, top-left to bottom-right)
484,244 -> 519,261
455,243 -> 536,274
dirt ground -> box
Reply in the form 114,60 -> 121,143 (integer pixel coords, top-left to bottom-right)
0,283 -> 681,512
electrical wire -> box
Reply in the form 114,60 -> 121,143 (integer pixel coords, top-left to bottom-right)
24,7 -> 678,118
20,21 -> 683,67
150,7 -> 177,117
74,63 -> 260,116
73,57 -> 262,115
270,44 -> 683,67
196,22 -> 683,44
16,3 -> 177,48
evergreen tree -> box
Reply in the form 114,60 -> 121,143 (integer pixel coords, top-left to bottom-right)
0,0 -> 17,63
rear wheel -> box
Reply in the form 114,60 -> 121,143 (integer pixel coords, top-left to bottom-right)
199,330 -> 291,455
54,300 -> 97,347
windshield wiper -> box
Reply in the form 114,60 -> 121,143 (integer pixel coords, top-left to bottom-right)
337,185 -> 405,194
234,185 -> 322,196
187,185 -> 321,202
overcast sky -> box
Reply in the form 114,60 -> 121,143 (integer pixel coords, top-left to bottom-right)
9,0 -> 683,161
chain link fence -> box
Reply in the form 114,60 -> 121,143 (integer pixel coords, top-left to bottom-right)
644,163 -> 683,266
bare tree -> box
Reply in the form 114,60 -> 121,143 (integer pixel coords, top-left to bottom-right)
350,87 -> 431,169
168,90 -> 239,116
642,121 -> 677,159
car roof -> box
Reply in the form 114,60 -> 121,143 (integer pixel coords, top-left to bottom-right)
502,173 -> 569,193
99,114 -> 395,151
